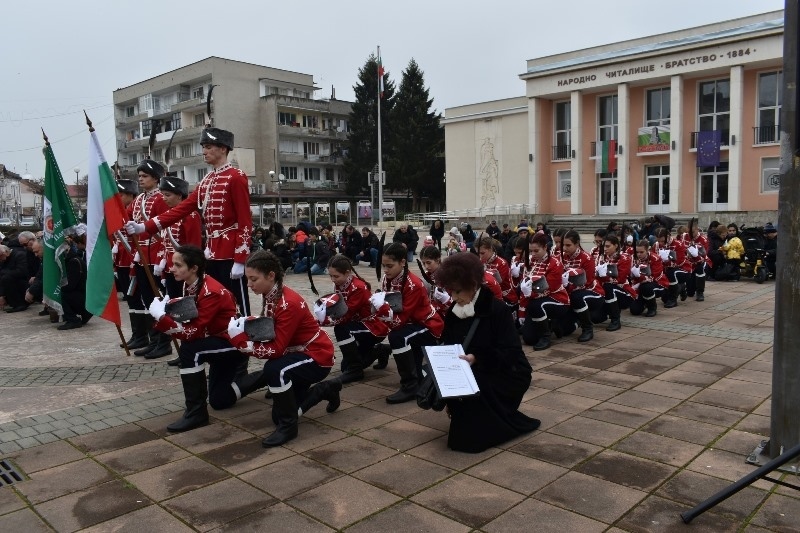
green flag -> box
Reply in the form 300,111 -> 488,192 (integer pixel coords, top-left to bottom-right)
42,141 -> 79,314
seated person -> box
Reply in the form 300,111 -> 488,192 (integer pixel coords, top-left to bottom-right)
0,244 -> 29,312
432,252 -> 541,453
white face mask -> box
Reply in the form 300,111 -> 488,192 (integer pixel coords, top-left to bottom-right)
452,288 -> 481,319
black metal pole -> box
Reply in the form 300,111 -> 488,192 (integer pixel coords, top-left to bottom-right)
771,0 -> 800,459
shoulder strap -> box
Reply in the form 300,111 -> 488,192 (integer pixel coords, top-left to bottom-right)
462,317 -> 481,350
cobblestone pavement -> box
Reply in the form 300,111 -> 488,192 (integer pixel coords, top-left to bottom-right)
0,268 -> 797,532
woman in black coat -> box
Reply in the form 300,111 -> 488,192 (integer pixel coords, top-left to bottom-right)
429,219 -> 445,250
434,252 -> 540,453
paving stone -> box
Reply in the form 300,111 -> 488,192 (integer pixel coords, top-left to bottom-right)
750,492 -> 800,531
69,424 -> 159,455
511,431 -> 601,468
616,495 -> 741,532
535,471 -> 646,524
0,484 -> 27,515
15,458 -> 114,504
484,498 -> 607,533
79,504 -> 195,533
0,508 -> 53,532
199,437 -> 293,475
215,501 -> 333,532
353,453 -> 455,497
359,418 -> 446,452
125,456 -> 229,502
240,456 -> 343,501
582,401 -> 660,429
613,431 -> 705,467
643,414 -> 725,446
576,449 -> 677,491
15,437 -> 42,449
165,421 -> 252,454
95,439 -> 191,476
667,402 -> 747,427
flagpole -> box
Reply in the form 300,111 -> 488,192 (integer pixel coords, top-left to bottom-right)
377,45 -> 384,224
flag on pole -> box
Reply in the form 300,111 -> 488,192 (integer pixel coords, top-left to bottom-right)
85,130 -> 127,325
595,140 -> 617,174
41,141 -> 80,315
377,46 -> 385,99
696,130 -> 722,167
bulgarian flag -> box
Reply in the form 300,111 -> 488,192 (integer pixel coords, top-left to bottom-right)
41,140 -> 80,315
377,46 -> 385,99
595,140 -> 617,174
85,130 -> 127,325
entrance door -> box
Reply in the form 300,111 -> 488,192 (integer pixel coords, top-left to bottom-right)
599,173 -> 617,214
698,163 -> 729,211
646,165 -> 670,214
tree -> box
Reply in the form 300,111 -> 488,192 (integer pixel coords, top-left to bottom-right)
386,59 -> 445,212
343,54 -> 395,198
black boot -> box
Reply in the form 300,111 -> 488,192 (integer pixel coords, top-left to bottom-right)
123,313 -> 150,350
663,286 -> 678,308
533,320 -> 551,351
337,341 -> 364,384
144,332 -> 173,359
262,386 -> 298,447
298,380 -> 342,415
576,310 -> 593,342
167,357 -> 180,366
371,344 -> 392,370
234,369 -> 269,399
386,351 -> 419,404
606,301 -> 621,332
167,371 -> 209,432
644,298 -> 658,317
679,283 -> 687,301
133,317 -> 156,356
695,276 -> 705,302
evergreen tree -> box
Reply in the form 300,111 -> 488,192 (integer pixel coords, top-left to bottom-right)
387,59 -> 445,212
343,55 -> 395,198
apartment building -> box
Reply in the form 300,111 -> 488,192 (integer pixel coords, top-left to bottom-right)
444,11 -> 782,221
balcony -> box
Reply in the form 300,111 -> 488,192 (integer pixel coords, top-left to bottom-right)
690,131 -> 730,149
753,125 -> 780,145
551,145 -> 571,161
171,96 -> 206,113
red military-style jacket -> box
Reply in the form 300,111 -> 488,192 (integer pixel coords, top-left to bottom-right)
130,188 -> 168,264
144,163 -> 252,264
517,254 -> 569,313
368,270 -> 444,338
560,248 -> 605,297
233,285 -> 334,367
113,204 -> 135,272
681,232 -> 711,268
163,212 -> 203,271
483,253 -> 516,304
154,275 -> 237,341
324,275 -> 390,337
596,251 -> 637,299
655,237 -> 692,273
631,251 -> 670,289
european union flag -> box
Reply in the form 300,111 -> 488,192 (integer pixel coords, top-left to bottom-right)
697,130 -> 721,167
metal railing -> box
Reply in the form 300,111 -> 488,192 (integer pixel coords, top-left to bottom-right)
403,204 -> 537,224
753,125 -> 780,145
551,145 -> 571,161
690,131 -> 730,148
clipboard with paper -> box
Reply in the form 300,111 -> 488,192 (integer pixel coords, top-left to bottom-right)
423,344 -> 480,399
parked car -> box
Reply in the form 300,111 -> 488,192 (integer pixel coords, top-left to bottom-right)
20,216 -> 35,227
0,217 -> 12,226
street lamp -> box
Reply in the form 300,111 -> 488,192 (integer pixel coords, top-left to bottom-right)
73,166 -> 80,187
269,170 -> 285,222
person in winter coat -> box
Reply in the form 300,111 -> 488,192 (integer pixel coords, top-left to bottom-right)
429,219 -> 445,250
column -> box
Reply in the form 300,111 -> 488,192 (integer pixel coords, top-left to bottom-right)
669,74 -> 683,214
728,65 -> 744,211
570,90 -> 583,215
527,97 -> 540,212
617,83 -> 630,214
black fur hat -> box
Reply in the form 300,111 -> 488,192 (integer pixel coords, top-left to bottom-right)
200,127 -> 234,150
159,176 -> 189,198
136,159 -> 164,180
116,179 -> 139,196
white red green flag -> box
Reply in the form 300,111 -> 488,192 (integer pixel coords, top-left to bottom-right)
41,142 -> 80,314
595,140 -> 617,174
377,46 -> 385,99
85,130 -> 127,325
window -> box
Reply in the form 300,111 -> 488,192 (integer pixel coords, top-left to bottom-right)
698,79 -> 730,144
281,166 -> 298,180
128,153 -> 138,166
193,113 -> 205,127
279,140 -> 299,153
325,168 -> 334,181
126,129 -> 139,141
191,86 -> 204,100
166,112 -> 181,132
180,144 -> 192,158
757,71 -> 782,144
303,142 -> 320,156
557,170 -> 571,200
698,162 -> 729,209
153,148 -> 163,162
646,88 -> 671,126
166,146 -> 177,162
553,101 -> 571,160
279,112 -> 297,126
303,168 -> 321,181
141,120 -> 152,137
598,95 -> 618,141
126,105 -> 136,117
761,157 -> 780,193
197,168 -> 207,182
302,115 -> 318,128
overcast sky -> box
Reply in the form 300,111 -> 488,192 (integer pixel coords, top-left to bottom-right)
0,0 -> 784,179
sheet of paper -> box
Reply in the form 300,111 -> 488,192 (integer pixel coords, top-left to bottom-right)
425,344 -> 480,398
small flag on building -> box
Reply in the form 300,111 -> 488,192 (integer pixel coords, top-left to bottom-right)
377,46 -> 385,99
41,136 -> 80,315
85,129 -> 127,325
595,140 -> 617,174
696,130 -> 722,167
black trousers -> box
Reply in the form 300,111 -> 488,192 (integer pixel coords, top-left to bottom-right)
206,259 -> 251,315
178,336 -> 249,410
132,264 -> 158,311
0,277 -> 27,308
334,322 -> 384,357
61,289 -> 92,324
260,353 -> 331,405
569,289 -> 606,323
686,263 -> 706,295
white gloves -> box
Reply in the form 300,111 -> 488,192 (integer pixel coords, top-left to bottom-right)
112,243 -> 119,254
433,287 -> 450,304
227,316 -> 246,339
520,278 -> 533,297
369,291 -> 386,310
561,271 -> 570,287
596,263 -> 608,278
658,249 -> 671,262
148,295 -> 168,321
230,262 -> 245,279
688,245 -> 699,258
125,221 -> 145,235
510,260 -> 521,278
626,235 -> 634,245
133,252 -> 140,263
630,266 -> 641,278
154,258 -> 167,276
313,301 -> 327,323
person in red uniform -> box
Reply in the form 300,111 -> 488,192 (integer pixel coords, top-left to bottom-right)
629,239 -> 669,317
520,233 -> 571,350
129,159 -> 172,359
113,178 -> 146,349
595,234 -> 636,332
158,176 -> 202,299
147,245 -> 259,433
683,220 -> 710,302
476,236 -> 515,307
372,242 -> 444,404
313,253 -> 391,382
559,230 -> 605,342
654,227 -> 691,308
228,250 -> 338,447
125,128 -> 252,317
